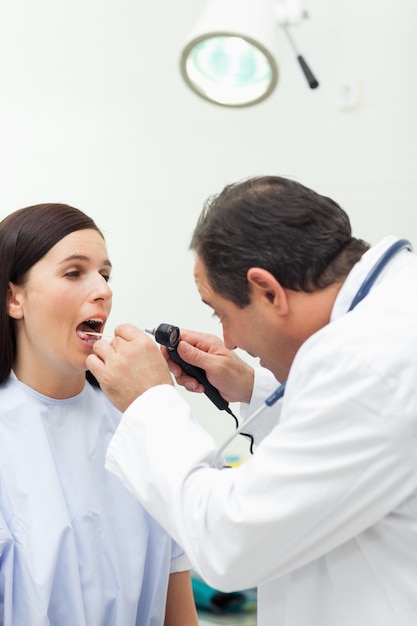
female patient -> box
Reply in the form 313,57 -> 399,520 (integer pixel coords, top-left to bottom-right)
0,203 -> 198,626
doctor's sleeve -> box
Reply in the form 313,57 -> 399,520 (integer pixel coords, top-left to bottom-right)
170,538 -> 192,573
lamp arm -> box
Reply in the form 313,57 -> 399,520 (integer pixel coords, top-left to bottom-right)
296,54 -> 319,89
282,24 -> 319,90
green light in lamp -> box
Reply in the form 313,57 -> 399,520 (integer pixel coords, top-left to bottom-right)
181,35 -> 278,107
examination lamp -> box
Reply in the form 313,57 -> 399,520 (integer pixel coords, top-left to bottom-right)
179,0 -> 319,107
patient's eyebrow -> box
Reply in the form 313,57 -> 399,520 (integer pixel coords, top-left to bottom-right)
57,254 -> 113,268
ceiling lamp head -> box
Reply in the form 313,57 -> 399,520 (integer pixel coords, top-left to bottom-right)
179,0 -> 318,108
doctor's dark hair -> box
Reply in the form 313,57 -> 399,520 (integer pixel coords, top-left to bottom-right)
0,203 -> 103,386
190,176 -> 370,307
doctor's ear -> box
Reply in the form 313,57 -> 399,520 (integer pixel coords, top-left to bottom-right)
247,268 -> 288,312
7,282 -> 25,320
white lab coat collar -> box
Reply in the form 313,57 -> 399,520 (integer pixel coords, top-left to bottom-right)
330,236 -> 400,322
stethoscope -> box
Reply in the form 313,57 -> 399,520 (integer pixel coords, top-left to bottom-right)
213,238 -> 412,462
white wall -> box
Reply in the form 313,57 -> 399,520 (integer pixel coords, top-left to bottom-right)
1,0 -> 416,457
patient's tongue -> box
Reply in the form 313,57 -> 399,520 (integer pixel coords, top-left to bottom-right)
77,322 -> 93,333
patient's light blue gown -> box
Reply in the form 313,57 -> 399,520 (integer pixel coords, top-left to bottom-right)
0,376 -> 184,626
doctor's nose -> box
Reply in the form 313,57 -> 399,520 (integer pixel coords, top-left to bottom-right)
222,328 -> 236,351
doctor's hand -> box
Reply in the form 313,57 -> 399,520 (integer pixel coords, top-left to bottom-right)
162,328 -> 254,405
86,324 -> 173,412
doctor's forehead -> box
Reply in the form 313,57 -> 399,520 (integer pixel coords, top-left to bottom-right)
193,255 -> 209,288
193,256 -> 212,303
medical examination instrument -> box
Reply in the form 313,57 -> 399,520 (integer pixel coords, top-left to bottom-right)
84,331 -> 114,340
145,324 -> 238,417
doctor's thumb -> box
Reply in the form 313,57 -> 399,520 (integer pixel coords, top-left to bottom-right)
177,340 -> 208,369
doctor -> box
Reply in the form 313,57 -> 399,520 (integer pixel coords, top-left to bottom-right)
87,175 -> 417,626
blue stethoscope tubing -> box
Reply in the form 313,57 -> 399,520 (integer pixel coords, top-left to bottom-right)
348,238 -> 412,311
213,238 -> 412,462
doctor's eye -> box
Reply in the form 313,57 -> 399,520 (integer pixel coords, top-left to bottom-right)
211,311 -> 222,324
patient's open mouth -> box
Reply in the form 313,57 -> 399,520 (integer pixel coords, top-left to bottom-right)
76,318 -> 105,343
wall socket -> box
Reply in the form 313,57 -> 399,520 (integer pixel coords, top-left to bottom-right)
337,79 -> 360,110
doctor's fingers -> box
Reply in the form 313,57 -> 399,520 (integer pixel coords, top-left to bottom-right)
87,336 -> 134,383
93,331 -> 165,372
177,339 -> 254,404
176,338 -> 235,378
158,345 -> 205,394
177,328 -> 226,354
87,339 -> 173,410
113,323 -> 144,342
86,350 -> 144,412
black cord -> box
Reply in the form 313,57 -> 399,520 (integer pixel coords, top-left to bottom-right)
225,406 -> 254,455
